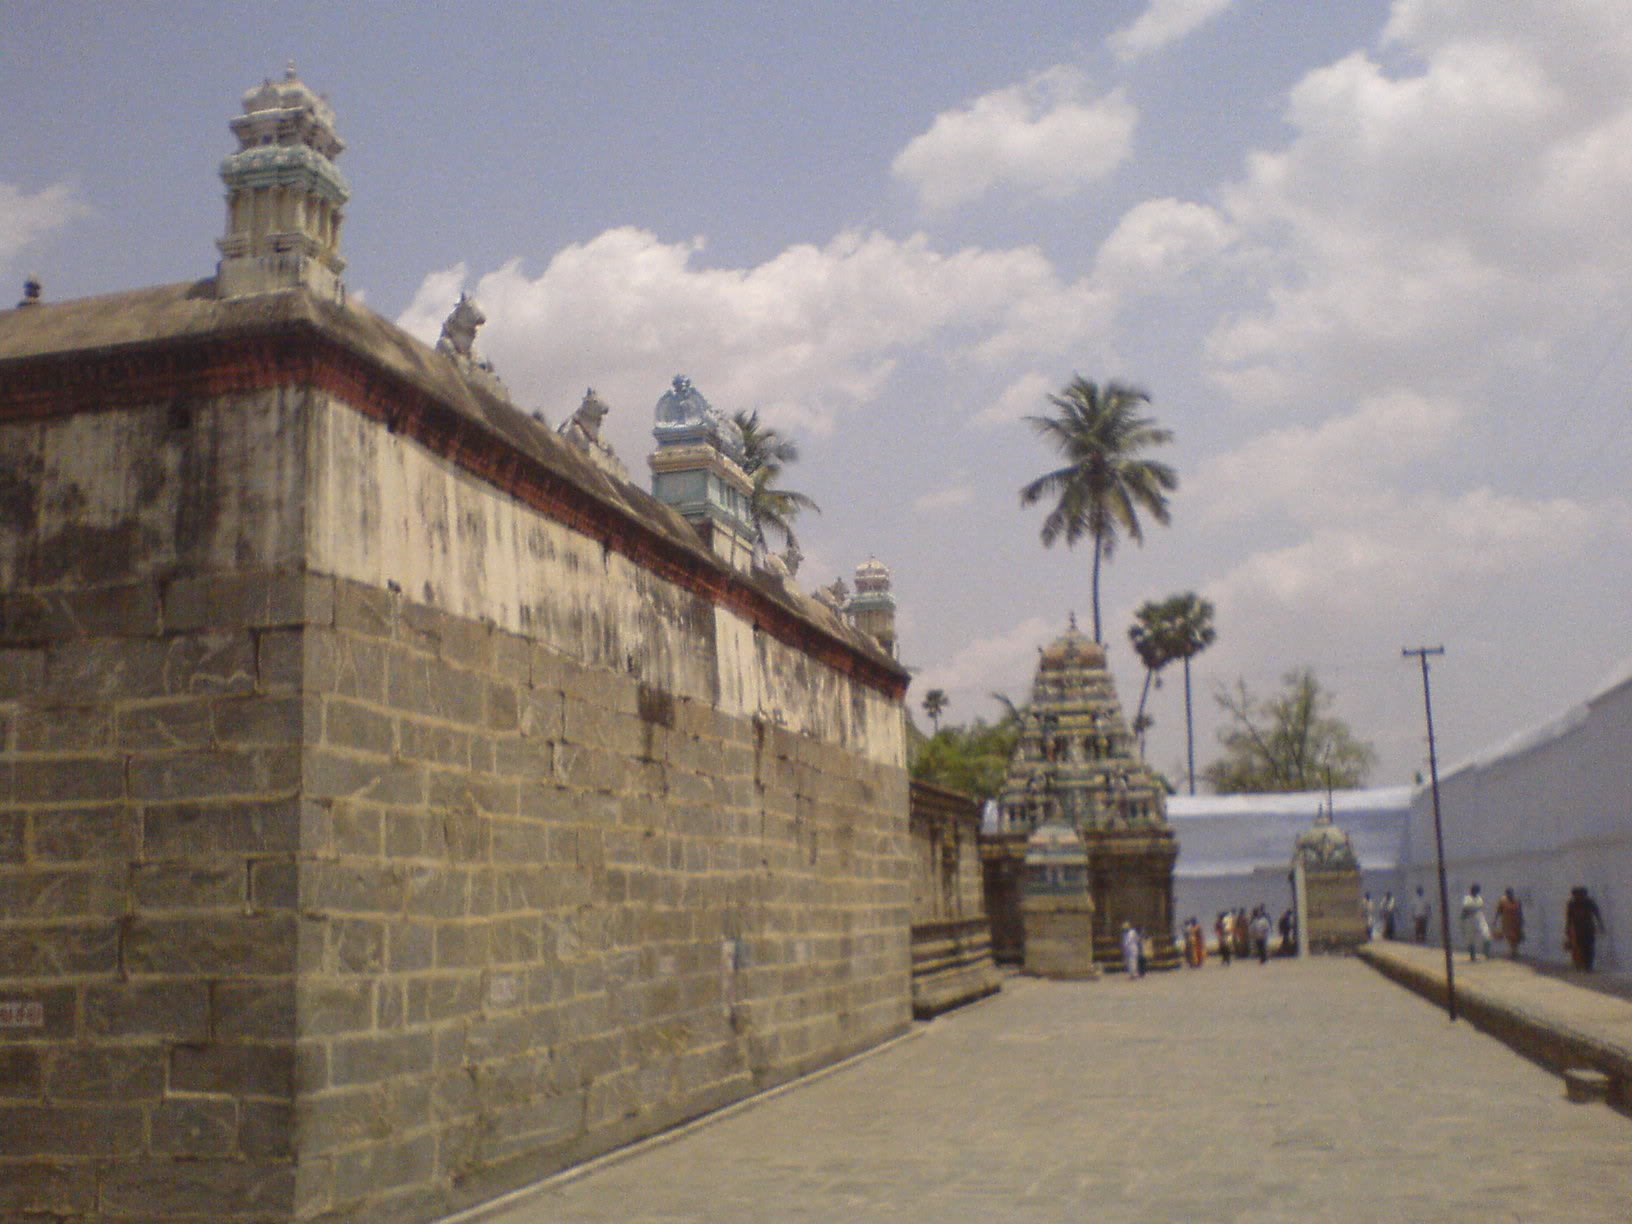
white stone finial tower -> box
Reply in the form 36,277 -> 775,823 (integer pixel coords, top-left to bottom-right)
216,64 -> 349,301
848,557 -> 897,657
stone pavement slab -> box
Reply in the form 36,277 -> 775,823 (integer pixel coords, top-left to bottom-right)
464,958 -> 1632,1224
1359,940 -> 1632,1108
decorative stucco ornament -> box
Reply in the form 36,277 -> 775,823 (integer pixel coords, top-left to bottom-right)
434,293 -> 509,401
1294,806 -> 1361,872
813,576 -> 850,611
557,388 -> 628,480
436,294 -> 484,360
652,374 -> 743,462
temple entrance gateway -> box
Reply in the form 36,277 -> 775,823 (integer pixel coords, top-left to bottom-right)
990,618 -> 1180,970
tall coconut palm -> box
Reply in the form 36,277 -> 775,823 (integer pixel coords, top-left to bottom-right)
1019,378 -> 1177,643
733,409 -> 820,552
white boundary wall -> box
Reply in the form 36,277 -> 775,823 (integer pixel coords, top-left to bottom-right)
1399,659 -> 1632,970
1167,788 -> 1412,934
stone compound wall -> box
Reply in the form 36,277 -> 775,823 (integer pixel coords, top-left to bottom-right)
906,782 -> 984,925
906,782 -> 998,1018
2,395 -> 310,1222
0,299 -> 911,1224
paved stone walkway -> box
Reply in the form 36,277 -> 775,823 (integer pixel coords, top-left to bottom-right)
1362,940 -> 1632,1060
475,958 -> 1632,1224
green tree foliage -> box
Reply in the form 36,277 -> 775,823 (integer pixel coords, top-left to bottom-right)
909,717 -> 1020,803
1019,377 -> 1177,643
1202,668 -> 1375,794
921,688 -> 949,732
732,409 -> 820,552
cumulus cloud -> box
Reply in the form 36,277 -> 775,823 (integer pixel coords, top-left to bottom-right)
1184,485 -> 1632,784
1210,4 -> 1632,406
1106,1 -> 1632,780
912,483 -> 974,514
915,615 -> 1055,716
891,68 -> 1136,211
1109,0 -> 1234,62
1209,490 -> 1616,613
1092,198 -> 1236,296
1188,391 -> 1466,524
397,227 -> 1117,464
972,371 -> 1057,430
0,181 -> 89,268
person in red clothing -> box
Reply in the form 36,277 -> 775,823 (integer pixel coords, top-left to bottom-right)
1565,887 -> 1606,971
1494,888 -> 1524,959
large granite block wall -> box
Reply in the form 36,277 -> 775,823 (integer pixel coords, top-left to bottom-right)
0,328 -> 911,1224
294,576 -> 910,1220
1,397 -> 312,1222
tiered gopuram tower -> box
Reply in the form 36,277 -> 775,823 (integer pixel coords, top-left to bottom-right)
997,618 -> 1179,969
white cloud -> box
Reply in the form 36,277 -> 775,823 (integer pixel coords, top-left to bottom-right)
916,615 -> 1055,715
1109,0 -> 1234,62
396,227 -> 1119,465
1184,486 -> 1632,786
891,69 -> 1136,211
0,182 -> 89,268
912,484 -> 973,514
1209,6 -> 1632,406
973,371 -> 1056,430
1208,489 -> 1617,613
1092,198 -> 1236,296
1188,391 -> 1466,524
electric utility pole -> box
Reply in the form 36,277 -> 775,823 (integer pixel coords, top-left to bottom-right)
1404,646 -> 1456,1022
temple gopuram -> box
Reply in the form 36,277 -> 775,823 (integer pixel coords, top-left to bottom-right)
982,618 -> 1180,970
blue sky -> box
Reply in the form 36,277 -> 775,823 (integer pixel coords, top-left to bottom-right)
6,0 -> 1631,788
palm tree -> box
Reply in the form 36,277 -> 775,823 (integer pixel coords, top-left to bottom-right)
1163,593 -> 1217,795
922,689 -> 950,733
1019,378 -> 1177,643
1128,599 -> 1180,756
988,691 -> 1028,729
733,409 -> 820,552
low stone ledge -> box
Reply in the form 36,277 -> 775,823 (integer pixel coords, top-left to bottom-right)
1565,1067 -> 1612,1104
1359,944 -> 1631,1116
910,919 -> 1001,1019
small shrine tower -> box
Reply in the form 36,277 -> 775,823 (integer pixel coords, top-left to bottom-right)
1291,805 -> 1367,952
848,557 -> 897,657
994,618 -> 1179,969
648,376 -> 755,571
217,64 -> 349,301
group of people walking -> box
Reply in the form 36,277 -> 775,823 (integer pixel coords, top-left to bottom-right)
1378,882 -> 1608,971
1131,884 -> 1607,976
1175,906 -> 1293,968
1451,883 -> 1606,969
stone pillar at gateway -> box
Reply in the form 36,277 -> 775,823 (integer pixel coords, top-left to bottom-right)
989,619 -> 1179,970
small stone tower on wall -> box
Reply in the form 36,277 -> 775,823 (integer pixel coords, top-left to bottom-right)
848,557 -> 897,658
997,618 -> 1179,969
216,64 -> 349,301
649,376 -> 756,571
